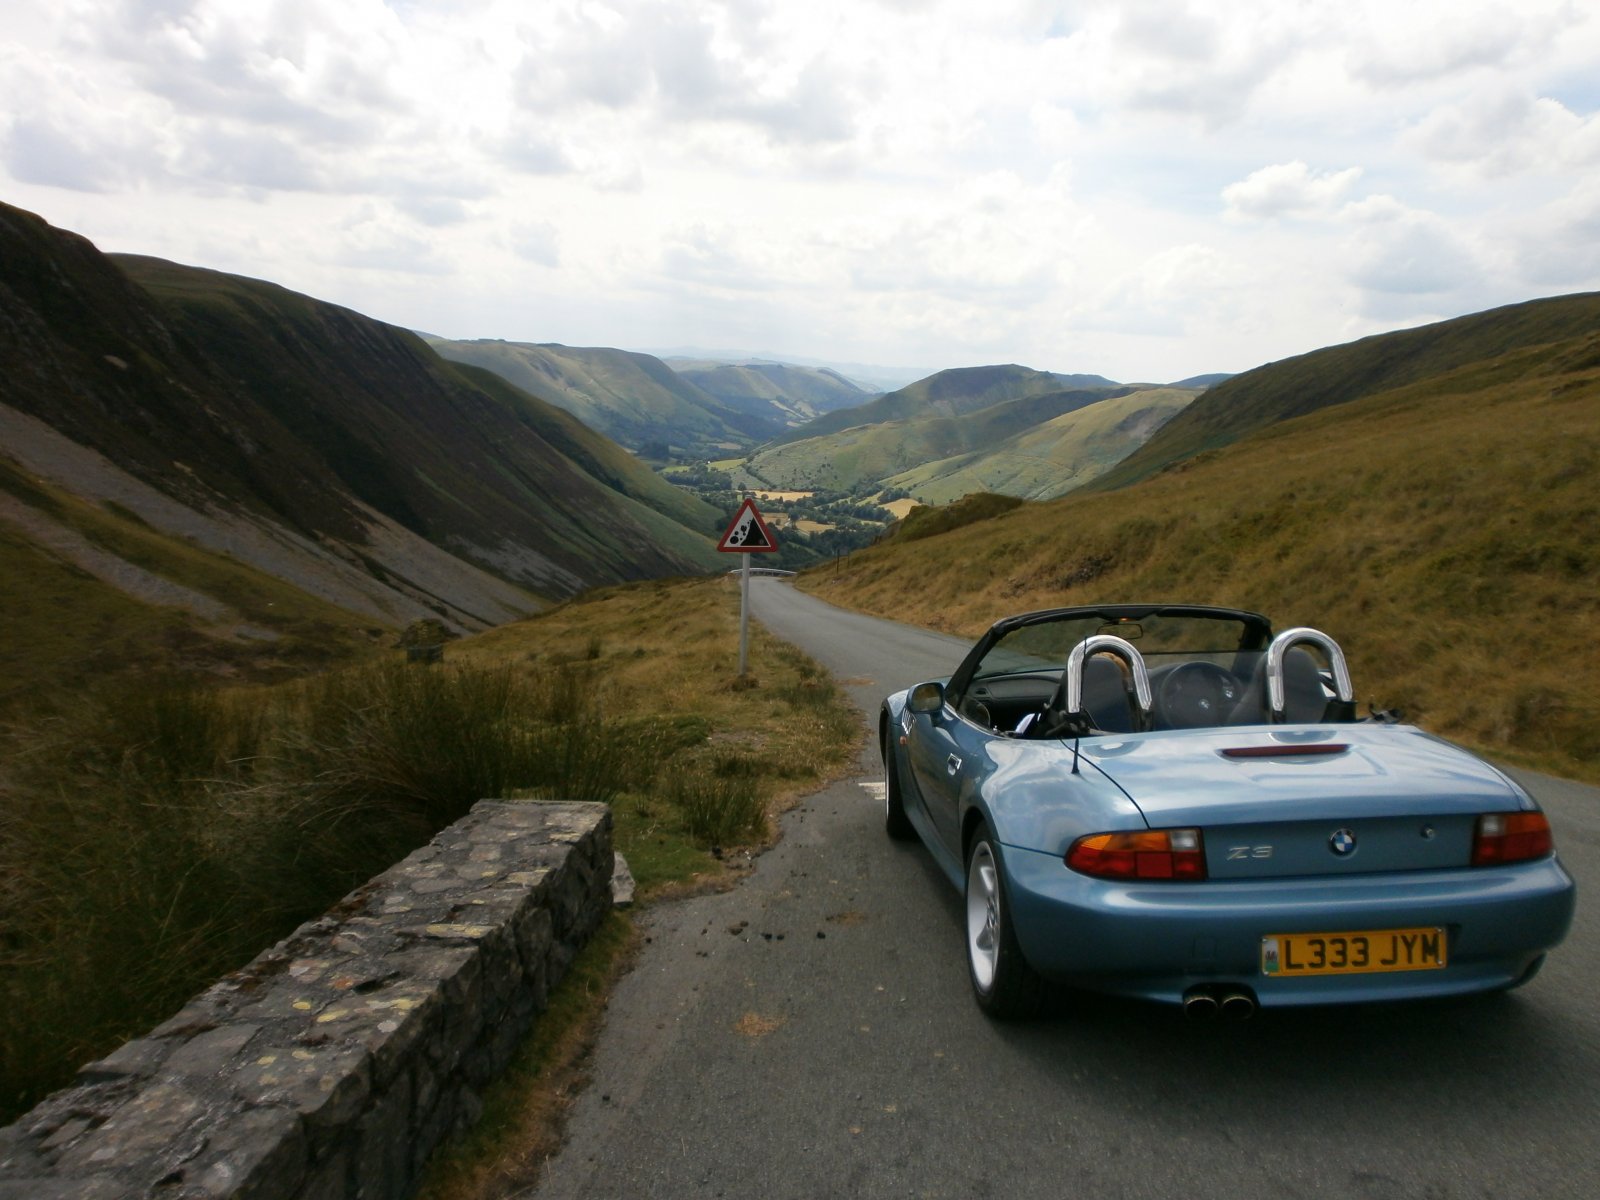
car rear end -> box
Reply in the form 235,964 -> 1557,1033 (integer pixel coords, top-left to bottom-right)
1003,724 -> 1576,1011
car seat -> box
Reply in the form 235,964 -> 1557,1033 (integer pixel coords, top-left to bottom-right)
1227,646 -> 1328,724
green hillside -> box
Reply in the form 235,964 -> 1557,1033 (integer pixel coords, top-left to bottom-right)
425,338 -> 756,454
765,364 -> 1119,448
1093,292 -> 1600,490
669,361 -> 871,432
884,386 -> 1195,503
799,314 -> 1600,783
0,459 -> 385,703
115,255 -> 722,586
742,384 -> 1155,495
0,201 -> 727,694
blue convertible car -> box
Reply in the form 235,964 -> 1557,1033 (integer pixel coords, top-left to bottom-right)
879,604 -> 1575,1019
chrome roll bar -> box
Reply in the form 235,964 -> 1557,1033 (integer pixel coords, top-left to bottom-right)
1265,627 -> 1354,721
1065,634 -> 1152,722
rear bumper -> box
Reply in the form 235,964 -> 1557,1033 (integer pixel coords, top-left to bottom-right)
1003,845 -> 1576,1007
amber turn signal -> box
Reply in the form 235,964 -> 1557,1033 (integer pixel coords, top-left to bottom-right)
1067,828 -> 1207,881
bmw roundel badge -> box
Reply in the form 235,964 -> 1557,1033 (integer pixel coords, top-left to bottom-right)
1329,828 -> 1357,856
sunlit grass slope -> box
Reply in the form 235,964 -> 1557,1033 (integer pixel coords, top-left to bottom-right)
1094,291 -> 1600,490
800,331 -> 1600,782
884,386 -> 1195,503
744,385 -> 1151,493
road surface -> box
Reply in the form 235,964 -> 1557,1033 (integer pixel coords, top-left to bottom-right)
528,580 -> 1598,1200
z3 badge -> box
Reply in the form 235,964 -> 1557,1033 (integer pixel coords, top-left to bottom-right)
1228,845 -> 1274,860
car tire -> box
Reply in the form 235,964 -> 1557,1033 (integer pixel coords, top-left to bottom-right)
965,825 -> 1045,1019
884,746 -> 915,841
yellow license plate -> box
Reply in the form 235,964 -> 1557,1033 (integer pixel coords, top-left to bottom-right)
1261,927 -> 1447,976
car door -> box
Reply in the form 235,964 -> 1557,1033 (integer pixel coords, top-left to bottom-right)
906,692 -> 977,859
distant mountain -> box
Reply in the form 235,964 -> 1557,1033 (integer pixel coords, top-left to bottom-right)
647,347 -> 933,394
1168,372 -> 1233,389
764,364 -> 1121,450
423,337 -> 760,455
666,361 -> 873,434
0,201 -> 724,691
736,358 -> 1191,500
1092,293 -> 1600,490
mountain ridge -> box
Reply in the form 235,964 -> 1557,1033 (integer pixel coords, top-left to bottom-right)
1092,292 -> 1600,490
0,201 -> 725,691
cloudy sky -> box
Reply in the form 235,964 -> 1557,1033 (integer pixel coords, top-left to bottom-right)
4,0 -> 1599,383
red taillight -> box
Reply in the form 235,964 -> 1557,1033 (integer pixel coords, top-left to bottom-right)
1471,811 -> 1553,866
1067,828 -> 1207,881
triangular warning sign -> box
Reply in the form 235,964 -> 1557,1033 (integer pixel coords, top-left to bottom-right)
717,497 -> 779,552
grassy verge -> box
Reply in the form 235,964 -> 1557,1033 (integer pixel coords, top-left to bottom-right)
0,575 -> 860,1140
411,576 -> 862,1200
411,913 -> 639,1200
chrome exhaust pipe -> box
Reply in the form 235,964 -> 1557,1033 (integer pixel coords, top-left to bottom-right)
1183,987 -> 1220,1021
1218,989 -> 1257,1021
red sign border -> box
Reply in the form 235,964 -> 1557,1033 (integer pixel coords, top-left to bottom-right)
717,497 -> 780,553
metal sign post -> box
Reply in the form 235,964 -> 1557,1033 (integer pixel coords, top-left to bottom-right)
739,550 -> 751,676
716,497 -> 779,678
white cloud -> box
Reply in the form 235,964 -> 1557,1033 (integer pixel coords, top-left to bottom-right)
1340,196 -> 1487,300
1223,162 -> 1364,221
1,0 -> 1599,383
1505,180 -> 1600,287
328,201 -> 455,275
5,115 -> 123,192
507,219 -> 560,267
1405,89 -> 1600,175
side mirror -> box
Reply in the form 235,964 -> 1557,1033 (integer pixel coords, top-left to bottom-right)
908,682 -> 945,714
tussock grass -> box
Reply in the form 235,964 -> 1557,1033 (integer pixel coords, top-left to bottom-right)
801,343 -> 1600,781
0,576 -> 857,1125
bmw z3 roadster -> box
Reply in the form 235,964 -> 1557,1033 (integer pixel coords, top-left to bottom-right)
878,604 -> 1576,1019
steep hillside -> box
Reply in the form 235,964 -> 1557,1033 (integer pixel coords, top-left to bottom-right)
0,450 -> 391,700
799,322 -> 1600,782
668,361 -> 872,433
765,364 -> 1120,448
882,386 -> 1195,503
0,202 -> 724,690
741,383 -> 1178,497
1093,292 -> 1600,489
424,337 -> 758,454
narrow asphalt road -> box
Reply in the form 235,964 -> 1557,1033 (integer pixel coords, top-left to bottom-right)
527,580 -> 1599,1200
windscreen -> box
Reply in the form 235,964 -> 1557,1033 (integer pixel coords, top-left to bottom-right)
971,612 -> 1262,681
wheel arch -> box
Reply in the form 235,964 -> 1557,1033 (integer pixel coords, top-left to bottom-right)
962,802 -> 992,860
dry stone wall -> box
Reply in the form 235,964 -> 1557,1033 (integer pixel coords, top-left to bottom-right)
0,799 -> 612,1200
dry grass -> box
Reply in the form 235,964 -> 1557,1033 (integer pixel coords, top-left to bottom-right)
800,345 -> 1600,782
0,574 -> 860,1135
457,575 -> 860,891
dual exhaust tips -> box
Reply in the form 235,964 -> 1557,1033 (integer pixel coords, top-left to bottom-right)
1183,984 -> 1257,1021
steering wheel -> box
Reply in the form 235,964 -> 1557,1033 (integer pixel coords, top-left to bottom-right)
1156,662 -> 1240,729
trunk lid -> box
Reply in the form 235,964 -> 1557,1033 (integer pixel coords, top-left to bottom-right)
1082,724 -> 1525,879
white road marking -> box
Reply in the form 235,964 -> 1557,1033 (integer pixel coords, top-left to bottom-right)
859,780 -> 886,801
